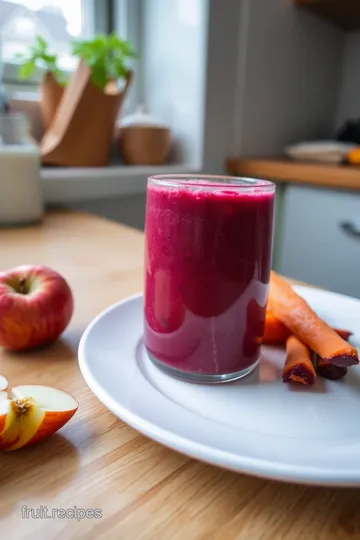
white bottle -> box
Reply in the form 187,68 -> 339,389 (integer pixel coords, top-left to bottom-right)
0,112 -> 43,226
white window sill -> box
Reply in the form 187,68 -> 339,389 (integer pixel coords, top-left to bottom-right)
42,163 -> 200,203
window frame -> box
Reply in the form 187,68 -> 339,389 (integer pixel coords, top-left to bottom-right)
113,0 -> 142,114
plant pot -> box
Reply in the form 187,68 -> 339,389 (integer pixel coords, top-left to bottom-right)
40,72 -> 64,131
40,61 -> 133,167
117,126 -> 171,165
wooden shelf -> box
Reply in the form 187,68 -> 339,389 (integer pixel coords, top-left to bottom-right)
226,158 -> 360,191
295,0 -> 360,31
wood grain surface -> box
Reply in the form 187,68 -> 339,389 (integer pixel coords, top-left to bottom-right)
226,158 -> 360,191
0,210 -> 359,540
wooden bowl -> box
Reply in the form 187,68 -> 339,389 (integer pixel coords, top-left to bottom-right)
116,126 -> 171,165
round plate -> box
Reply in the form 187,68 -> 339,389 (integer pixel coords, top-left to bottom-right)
78,286 -> 360,486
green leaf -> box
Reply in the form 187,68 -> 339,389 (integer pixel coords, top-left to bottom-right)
91,65 -> 108,89
15,34 -> 63,82
44,54 -> 57,64
71,33 -> 137,90
18,60 -> 36,79
35,35 -> 47,49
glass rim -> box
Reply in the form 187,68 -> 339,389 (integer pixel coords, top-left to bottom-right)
148,174 -> 275,191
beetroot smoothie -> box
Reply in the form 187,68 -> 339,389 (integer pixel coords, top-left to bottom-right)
144,175 -> 275,382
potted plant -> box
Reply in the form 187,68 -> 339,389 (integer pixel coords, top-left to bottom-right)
17,35 -> 65,131
41,33 -> 136,167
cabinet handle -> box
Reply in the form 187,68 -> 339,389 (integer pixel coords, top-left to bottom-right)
340,220 -> 360,238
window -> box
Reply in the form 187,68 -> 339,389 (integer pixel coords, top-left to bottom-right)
0,0 -> 141,112
13,16 -> 36,38
0,0 -> 104,84
0,0 -> 97,75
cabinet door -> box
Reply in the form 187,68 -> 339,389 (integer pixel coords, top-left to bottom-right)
278,185 -> 360,298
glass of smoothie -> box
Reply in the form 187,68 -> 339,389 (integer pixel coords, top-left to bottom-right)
144,174 -> 275,383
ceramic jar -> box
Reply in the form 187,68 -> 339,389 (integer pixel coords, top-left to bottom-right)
116,105 -> 171,165
0,112 -> 43,226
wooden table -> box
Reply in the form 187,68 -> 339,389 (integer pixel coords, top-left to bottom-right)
1,210 -> 359,540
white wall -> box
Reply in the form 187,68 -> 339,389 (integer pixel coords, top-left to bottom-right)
176,0 -> 345,169
66,194 -> 146,230
335,32 -> 360,129
141,0 -> 208,167
235,0 -> 344,157
201,0 -> 243,173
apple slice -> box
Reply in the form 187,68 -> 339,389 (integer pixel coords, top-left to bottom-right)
0,399 -> 12,435
0,385 -> 78,451
0,375 -> 8,400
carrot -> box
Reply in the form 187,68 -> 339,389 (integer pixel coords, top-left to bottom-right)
282,335 -> 316,385
268,271 -> 359,367
318,329 -> 352,378
262,309 -> 353,347
263,309 -> 290,345
316,358 -> 348,381
333,329 -> 352,342
316,328 -> 350,380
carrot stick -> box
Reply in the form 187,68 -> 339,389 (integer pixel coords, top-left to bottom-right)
316,323 -> 351,380
333,329 -> 352,342
315,328 -> 350,380
316,358 -> 348,381
263,309 -> 290,345
282,335 -> 316,385
262,309 -> 353,347
268,272 -> 359,367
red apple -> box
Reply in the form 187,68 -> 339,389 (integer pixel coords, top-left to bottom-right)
0,265 -> 74,351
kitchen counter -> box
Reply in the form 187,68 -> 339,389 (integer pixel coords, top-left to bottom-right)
0,210 -> 358,539
226,158 -> 360,191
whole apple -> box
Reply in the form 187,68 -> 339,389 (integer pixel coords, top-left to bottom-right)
0,265 -> 74,351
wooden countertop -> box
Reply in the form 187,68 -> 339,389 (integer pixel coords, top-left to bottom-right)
226,157 -> 360,191
1,210 -> 359,540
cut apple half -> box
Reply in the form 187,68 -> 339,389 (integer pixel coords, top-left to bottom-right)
0,385 -> 78,451
0,375 -> 8,400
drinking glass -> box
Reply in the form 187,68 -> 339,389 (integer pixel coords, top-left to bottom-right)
144,174 -> 275,383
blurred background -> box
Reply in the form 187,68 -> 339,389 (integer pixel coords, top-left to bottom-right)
1,0 -> 360,298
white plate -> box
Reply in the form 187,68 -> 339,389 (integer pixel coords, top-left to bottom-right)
284,141 -> 356,163
78,286 -> 360,487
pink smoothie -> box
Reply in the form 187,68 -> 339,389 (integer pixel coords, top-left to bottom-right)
144,179 -> 275,376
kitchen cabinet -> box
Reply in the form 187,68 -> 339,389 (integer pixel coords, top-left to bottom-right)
278,185 -> 360,298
